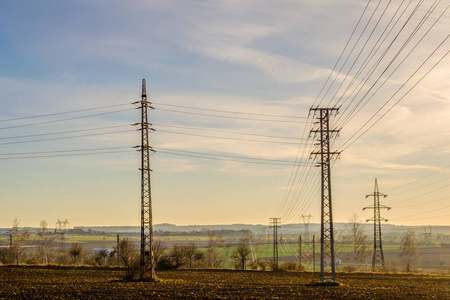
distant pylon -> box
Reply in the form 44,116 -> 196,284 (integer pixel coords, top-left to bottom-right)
269,218 -> 281,270
309,107 -> 341,285
363,178 -> 390,272
55,219 -> 69,252
300,214 -> 313,239
137,79 -> 156,280
424,226 -> 432,245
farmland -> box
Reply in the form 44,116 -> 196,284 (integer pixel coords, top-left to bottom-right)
0,266 -> 448,299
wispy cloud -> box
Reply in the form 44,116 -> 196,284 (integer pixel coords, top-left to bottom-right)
187,44 -> 336,83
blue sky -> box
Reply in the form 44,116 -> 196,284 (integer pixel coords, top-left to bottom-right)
0,0 -> 449,228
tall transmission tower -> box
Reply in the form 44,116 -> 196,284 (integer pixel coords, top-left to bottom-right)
300,214 -> 313,239
137,79 -> 156,280
55,219 -> 69,252
363,178 -> 390,272
309,107 -> 340,285
269,218 -> 281,270
300,214 -> 313,269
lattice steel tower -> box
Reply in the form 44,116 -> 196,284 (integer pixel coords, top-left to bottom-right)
309,107 -> 340,284
300,214 -> 313,239
138,79 -> 156,280
363,178 -> 390,272
269,218 -> 281,270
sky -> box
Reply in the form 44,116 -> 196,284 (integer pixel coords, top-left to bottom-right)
0,0 -> 449,228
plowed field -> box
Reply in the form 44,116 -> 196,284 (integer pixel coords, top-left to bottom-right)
0,266 -> 448,299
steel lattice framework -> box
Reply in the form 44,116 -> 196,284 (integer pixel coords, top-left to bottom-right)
364,178 -> 390,272
310,107 -> 340,284
269,218 -> 281,270
139,79 -> 156,280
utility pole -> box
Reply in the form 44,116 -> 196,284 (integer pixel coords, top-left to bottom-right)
116,234 -> 120,266
363,178 -> 390,272
312,235 -> 316,272
298,235 -> 302,267
309,107 -> 340,285
136,79 -> 156,280
269,218 -> 281,270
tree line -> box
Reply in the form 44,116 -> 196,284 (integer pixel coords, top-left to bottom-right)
1,218 -> 426,279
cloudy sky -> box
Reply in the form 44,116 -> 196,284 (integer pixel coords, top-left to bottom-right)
0,0 -> 449,228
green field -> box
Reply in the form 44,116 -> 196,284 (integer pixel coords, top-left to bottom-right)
0,266 -> 448,299
2,233 -> 449,274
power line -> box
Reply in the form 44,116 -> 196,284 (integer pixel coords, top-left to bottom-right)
0,108 -> 135,131
152,102 -> 306,119
390,213 -> 450,222
339,40 -> 450,151
0,129 -> 134,146
0,124 -> 131,140
277,0 -> 377,221
0,102 -> 132,123
155,108 -> 307,124
386,181 -> 450,206
314,0 -> 374,107
388,175 -> 450,196
335,1 -> 447,130
152,123 -> 304,140
330,0 -> 416,111
395,196 -> 449,209
154,129 -> 306,145
326,0 -> 394,108
0,146 -> 131,156
0,149 -> 132,160
385,163 -> 450,193
277,1 -> 449,228
316,0 -> 382,107
392,205 -> 450,220
154,147 -> 310,166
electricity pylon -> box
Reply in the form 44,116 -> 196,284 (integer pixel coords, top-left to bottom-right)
300,214 -> 313,239
309,107 -> 340,285
55,219 -> 69,252
137,79 -> 156,280
424,226 -> 432,245
300,214 -> 313,269
363,178 -> 390,272
269,218 -> 281,270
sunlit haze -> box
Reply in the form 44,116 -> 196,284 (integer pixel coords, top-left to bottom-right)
0,1 -> 449,228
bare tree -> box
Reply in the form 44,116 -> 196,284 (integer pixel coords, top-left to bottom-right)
69,243 -> 82,264
37,220 -> 56,264
348,214 -> 369,269
94,250 -> 109,266
115,238 -> 139,279
204,231 -> 229,268
154,239 -> 166,266
399,230 -> 419,272
168,244 -> 186,268
10,218 -> 30,265
231,234 -> 251,270
245,231 -> 264,269
182,242 -> 199,269
193,251 -> 204,268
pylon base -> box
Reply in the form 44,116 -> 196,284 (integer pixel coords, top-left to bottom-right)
314,280 -> 339,286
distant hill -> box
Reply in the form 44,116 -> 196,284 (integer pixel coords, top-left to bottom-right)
70,223 -> 450,236
1,223 -> 449,236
